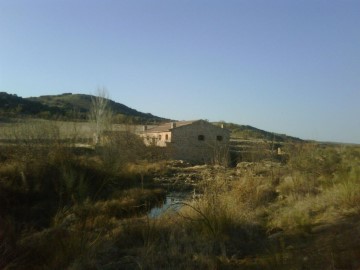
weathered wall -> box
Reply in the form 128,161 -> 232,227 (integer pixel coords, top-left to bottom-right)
140,120 -> 230,164
141,131 -> 171,147
170,121 -> 230,164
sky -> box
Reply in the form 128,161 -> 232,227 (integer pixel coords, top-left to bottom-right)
0,0 -> 359,143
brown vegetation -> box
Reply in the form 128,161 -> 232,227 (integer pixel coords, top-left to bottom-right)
0,119 -> 359,269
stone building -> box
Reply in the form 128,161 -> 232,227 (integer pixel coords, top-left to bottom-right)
140,120 -> 230,164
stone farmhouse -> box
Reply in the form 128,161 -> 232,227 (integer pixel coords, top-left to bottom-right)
140,120 -> 230,164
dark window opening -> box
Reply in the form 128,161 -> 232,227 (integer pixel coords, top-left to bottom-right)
198,135 -> 205,141
216,135 -> 223,141
165,134 -> 169,140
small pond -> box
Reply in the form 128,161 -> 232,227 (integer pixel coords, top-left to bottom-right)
149,192 -> 190,218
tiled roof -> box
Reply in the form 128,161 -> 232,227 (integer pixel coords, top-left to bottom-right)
142,120 -> 198,133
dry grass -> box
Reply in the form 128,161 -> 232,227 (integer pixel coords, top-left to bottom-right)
1,122 -> 359,270
268,145 -> 360,232
0,120 -> 170,269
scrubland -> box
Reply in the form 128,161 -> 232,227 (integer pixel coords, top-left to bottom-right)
0,121 -> 359,269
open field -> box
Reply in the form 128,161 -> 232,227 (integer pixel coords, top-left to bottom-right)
0,119 -> 360,269
0,119 -> 148,142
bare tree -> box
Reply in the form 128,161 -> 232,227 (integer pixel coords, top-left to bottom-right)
89,87 -> 113,144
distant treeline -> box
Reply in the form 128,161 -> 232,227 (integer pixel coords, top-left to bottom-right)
0,92 -> 166,124
222,122 -> 302,142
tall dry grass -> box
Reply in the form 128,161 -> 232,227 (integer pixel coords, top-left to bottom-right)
46,143 -> 359,269
0,119 -> 169,269
269,144 -> 360,232
1,122 -> 359,270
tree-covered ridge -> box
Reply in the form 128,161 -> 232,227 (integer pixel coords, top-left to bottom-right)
0,92 -> 303,142
0,92 -> 63,117
0,92 -> 167,124
221,122 -> 302,142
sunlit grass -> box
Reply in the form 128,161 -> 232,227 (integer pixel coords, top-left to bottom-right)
1,128 -> 360,269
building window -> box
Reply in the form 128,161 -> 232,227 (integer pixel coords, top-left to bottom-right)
165,134 -> 169,141
216,135 -> 223,141
198,135 -> 205,141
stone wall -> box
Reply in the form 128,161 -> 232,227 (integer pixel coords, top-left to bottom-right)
140,120 -> 230,164
141,131 -> 171,147
170,121 -> 230,164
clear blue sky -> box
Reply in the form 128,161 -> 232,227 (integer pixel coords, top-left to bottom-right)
1,0 -> 359,143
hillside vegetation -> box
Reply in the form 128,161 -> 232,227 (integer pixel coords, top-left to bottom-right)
0,92 -> 166,124
1,92 -> 301,143
221,122 -> 302,142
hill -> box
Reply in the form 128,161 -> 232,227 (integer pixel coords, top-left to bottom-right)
221,122 -> 302,143
0,92 -> 303,142
0,92 -> 63,117
0,92 -> 167,124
